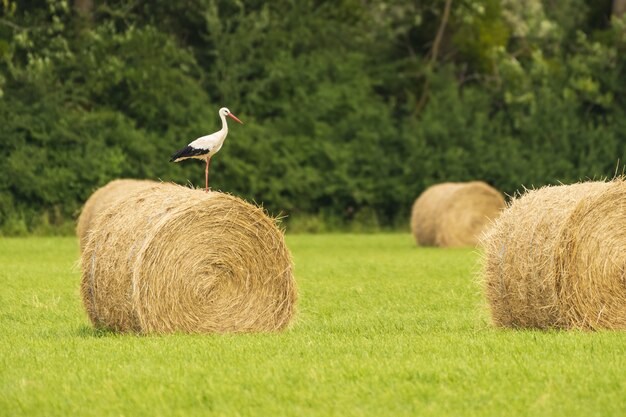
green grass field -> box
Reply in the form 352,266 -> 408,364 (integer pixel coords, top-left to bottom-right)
1,234 -> 625,417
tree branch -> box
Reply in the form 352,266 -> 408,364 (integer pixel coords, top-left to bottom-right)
417,0 -> 453,113
429,0 -> 453,65
614,0 -> 626,18
0,17 -> 25,31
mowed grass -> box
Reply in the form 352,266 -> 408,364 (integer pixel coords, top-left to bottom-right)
1,235 -> 625,417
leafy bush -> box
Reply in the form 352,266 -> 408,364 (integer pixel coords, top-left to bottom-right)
0,0 -> 624,234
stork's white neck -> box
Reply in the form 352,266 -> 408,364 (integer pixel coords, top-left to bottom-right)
220,113 -> 229,133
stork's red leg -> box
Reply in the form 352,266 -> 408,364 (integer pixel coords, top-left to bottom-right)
205,157 -> 211,192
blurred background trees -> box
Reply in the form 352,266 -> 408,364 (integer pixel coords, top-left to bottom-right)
0,0 -> 625,234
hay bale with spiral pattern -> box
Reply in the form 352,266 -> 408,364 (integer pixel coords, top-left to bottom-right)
482,179 -> 626,330
76,179 -> 156,251
81,182 -> 297,334
410,181 -> 505,247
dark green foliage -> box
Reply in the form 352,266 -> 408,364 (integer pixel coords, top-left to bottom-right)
0,0 -> 624,234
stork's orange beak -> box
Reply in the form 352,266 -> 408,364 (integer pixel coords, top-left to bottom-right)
228,113 -> 244,124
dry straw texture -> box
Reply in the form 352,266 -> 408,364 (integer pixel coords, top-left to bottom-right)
76,179 -> 156,251
410,181 -> 505,247
482,179 -> 626,330
81,182 -> 297,334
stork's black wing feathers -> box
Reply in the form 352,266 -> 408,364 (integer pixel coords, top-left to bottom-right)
169,145 -> 210,162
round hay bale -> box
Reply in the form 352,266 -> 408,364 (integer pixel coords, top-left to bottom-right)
76,179 -> 156,251
410,181 -> 505,247
81,182 -> 297,334
482,179 -> 626,330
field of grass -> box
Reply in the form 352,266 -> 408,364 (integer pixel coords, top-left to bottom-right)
1,234 -> 625,416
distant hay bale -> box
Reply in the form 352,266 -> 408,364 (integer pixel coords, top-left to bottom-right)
81,182 -> 297,334
76,179 -> 156,251
410,181 -> 505,247
482,179 -> 626,330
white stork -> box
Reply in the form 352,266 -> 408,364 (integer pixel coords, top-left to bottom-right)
170,107 -> 244,192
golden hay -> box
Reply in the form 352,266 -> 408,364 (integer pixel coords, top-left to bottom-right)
410,181 -> 505,247
482,179 -> 626,330
81,182 -> 297,334
76,179 -> 156,251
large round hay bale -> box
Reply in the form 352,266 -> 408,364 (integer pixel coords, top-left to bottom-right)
410,181 -> 505,247
482,179 -> 626,330
76,179 -> 155,251
81,182 -> 297,334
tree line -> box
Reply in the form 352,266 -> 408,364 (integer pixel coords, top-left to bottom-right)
0,0 -> 625,234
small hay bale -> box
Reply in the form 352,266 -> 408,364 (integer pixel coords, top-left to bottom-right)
482,179 -> 626,330
81,182 -> 297,334
76,179 -> 156,251
410,181 -> 505,247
